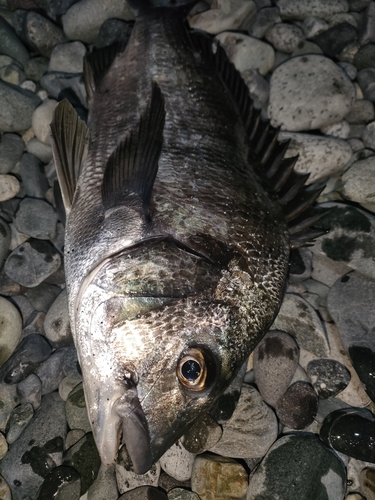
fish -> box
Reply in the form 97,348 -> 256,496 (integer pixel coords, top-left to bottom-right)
50,0 -> 326,474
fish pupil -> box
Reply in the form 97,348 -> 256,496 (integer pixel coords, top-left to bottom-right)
182,360 -> 201,381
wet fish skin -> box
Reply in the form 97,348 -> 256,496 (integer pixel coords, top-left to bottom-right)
52,0 -> 290,473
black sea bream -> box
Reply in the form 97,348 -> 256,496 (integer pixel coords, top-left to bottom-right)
51,0 -> 325,474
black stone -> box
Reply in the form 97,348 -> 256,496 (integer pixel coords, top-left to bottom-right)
320,408 -> 375,463
36,465 -> 80,500
63,433 -> 100,495
354,43 -> 375,70
0,334 -> 52,384
276,381 -> 318,429
349,345 -> 375,403
289,248 -> 305,275
312,23 -> 358,57
307,359 -> 351,399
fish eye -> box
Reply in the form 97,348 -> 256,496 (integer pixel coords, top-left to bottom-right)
177,347 -> 215,392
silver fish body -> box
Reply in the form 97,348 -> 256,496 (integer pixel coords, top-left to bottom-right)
52,0 -> 292,473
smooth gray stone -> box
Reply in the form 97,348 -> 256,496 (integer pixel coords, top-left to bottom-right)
275,381 -> 318,429
87,464 -> 118,500
167,488 -> 199,500
65,382 -> 91,433
0,382 -> 19,432
17,373 -> 42,410
6,402 -> 34,444
22,310 -> 46,336
35,348 -> 68,395
26,138 -> 53,163
354,42 -> 375,70
0,218 -> 10,267
0,17 -> 30,67
62,345 -> 80,378
0,133 -> 25,174
44,289 -> 72,348
345,99 -> 375,123
24,56 -> 49,82
0,80 -> 41,132
26,283 -> 61,312
0,334 -> 52,384
358,67 -> 375,101
315,398 -> 351,424
247,433 -> 346,499
5,238 -> 61,287
0,392 -> 67,500
19,153 -> 50,198
15,198 -> 57,239
247,6 -> 281,38
12,10 -> 67,58
41,71 -> 86,106
11,295 -> 35,324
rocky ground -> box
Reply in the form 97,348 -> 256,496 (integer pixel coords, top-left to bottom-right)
0,0 -> 375,498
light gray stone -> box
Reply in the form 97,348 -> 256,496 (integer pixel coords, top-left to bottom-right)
247,6 -> 281,39
242,69 -> 269,109
265,22 -> 305,53
189,0 -> 256,33
0,17 -> 29,67
321,120 -> 350,138
301,16 -> 329,39
363,120 -> 375,148
277,0 -> 349,21
31,98 -> 57,145
0,175 -> 19,202
160,441 -> 195,482
0,296 -> 22,368
346,99 -> 375,123
0,133 -> 24,174
0,80 -> 41,132
44,289 -> 72,348
49,41 -> 86,73
338,61 -> 357,80
341,156 -> 375,205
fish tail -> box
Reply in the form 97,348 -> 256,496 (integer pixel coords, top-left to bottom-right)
127,0 -> 198,17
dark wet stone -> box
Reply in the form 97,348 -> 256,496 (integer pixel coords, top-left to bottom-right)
22,310 -> 45,336
0,392 -> 67,500
167,488 -> 199,500
26,282 -> 61,312
315,397 -> 352,424
358,1 -> 375,45
0,133 -> 25,175
24,56 -> 49,82
5,402 -> 33,444
181,413 -> 222,454
354,43 -> 375,70
247,434 -> 346,499
320,408 -> 375,463
94,18 -> 133,49
17,373 -> 42,409
19,153 -> 50,198
276,381 -> 318,429
358,68 -> 375,101
307,359 -> 351,399
0,80 -> 41,132
0,268 -> 24,296
65,382 -> 91,433
247,6 -> 280,38
35,348 -> 68,395
254,330 -> 299,407
11,294 -> 34,325
36,465 -> 80,500
288,248 -> 312,283
312,22 -> 358,57
62,345 -> 80,378
12,10 -> 67,58
15,198 -> 57,240
0,17 -> 30,67
328,271 -> 375,402
118,486 -> 167,499
0,334 -> 52,384
63,433 -> 101,495
4,239 -> 61,287
209,363 -> 246,423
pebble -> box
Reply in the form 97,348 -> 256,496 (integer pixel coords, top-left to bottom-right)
209,384 -> 278,458
36,465 -> 81,500
15,198 -> 57,240
0,80 -> 41,132
181,413 -> 222,454
12,10 -> 67,58
115,445 -> 161,494
269,55 -> 355,131
26,137 -> 53,163
160,441 -> 195,482
119,486 -> 167,499
320,408 -> 375,463
216,31 -> 275,76
272,293 -> 330,357
0,133 -> 24,174
0,174 -> 20,202
276,381 -> 318,429
341,156 -> 375,206
40,71 -> 86,105
17,374 -> 42,410
363,121 -> 375,148
59,375 -> 82,401
22,310 -> 46,336
346,99 -> 375,123
0,17 -> 30,67
290,40 -> 323,56
191,454 -> 248,500
0,383 -> 19,432
360,468 -> 375,500
0,333 -> 52,384
338,61 -> 358,79
265,22 -> 305,53
308,359 -> 351,399
241,69 -> 269,109
312,22 -> 358,57
168,489 -> 200,500
321,120 -> 350,139
358,1 -> 375,45
24,56 -> 49,82
189,0 -> 256,34
65,382 -> 91,432
63,432 -> 101,495
26,282 -> 61,312
0,392 -> 67,500
0,433 -> 8,460
6,402 -> 34,444
354,43 -> 375,71
328,271 -> 375,402
279,131 -> 352,182
247,7 -> 281,39
86,463 -> 118,500
48,41 -> 86,73
253,330 -> 299,407
0,62 -> 26,86
0,296 -> 22,367
313,203 -> 375,279
31,99 -> 57,146
277,0 -> 349,21
19,153 -> 50,198
0,475 -> 11,500
301,16 -> 329,39
247,433 -> 347,499
357,68 -> 375,101
44,289 -> 72,348
65,429 -> 85,450
62,0 -> 134,43
35,348 -> 67,395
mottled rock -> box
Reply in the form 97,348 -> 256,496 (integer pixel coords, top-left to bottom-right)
358,1 -> 375,45
115,446 -> 161,494
363,121 -> 375,148
247,6 -> 281,38
241,69 -> 269,109
275,381 -> 318,429
0,383 -> 19,432
24,56 -> 49,82
65,382 -> 91,433
189,0 -> 256,34
36,465 -> 81,500
301,16 -> 329,39
254,330 -> 299,407
181,413 -> 222,454
5,402 -> 33,444
49,41 -> 86,73
216,31 -> 274,76
342,156 -> 375,205
265,22 -> 305,53
160,441 -> 196,482
44,289 -> 72,348
0,80 -> 40,132
0,174 -> 20,201
209,384 -> 278,458
0,433 -> 8,460
35,348 -> 67,395
17,373 -> 42,410
168,489 -> 199,500
277,0 -> 349,21
269,55 -> 355,131
191,454 -> 248,500
321,120 -> 350,139
247,433 -> 346,499
15,198 -> 57,239
0,133 -> 24,174
312,22 -> 357,57
0,296 -> 22,367
346,99 -> 374,123
308,359 -> 351,399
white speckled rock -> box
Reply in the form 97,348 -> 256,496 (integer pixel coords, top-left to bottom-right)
189,0 -> 256,34
48,41 -> 86,73
277,0 -> 349,21
278,131 -> 352,183
0,296 -> 22,368
0,174 -> 20,202
62,0 -> 134,43
265,22 -> 305,53
159,441 -> 196,482
321,120 -> 350,138
269,55 -> 355,131
341,156 -> 375,206
31,99 -> 57,145
216,32 -> 274,76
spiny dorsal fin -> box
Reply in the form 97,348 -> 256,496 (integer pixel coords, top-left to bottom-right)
102,82 -> 165,216
50,99 -> 89,215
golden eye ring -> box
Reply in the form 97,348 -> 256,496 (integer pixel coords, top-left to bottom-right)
177,348 -> 207,391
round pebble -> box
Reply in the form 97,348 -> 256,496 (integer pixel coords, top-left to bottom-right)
0,296 -> 22,368
276,381 -> 319,429
307,359 -> 351,399
160,441 -> 195,482
44,289 -> 72,347
265,22 -> 305,53
48,41 -> 86,73
0,175 -> 20,202
0,133 -> 25,174
0,80 -> 41,132
15,198 -> 57,240
31,99 -> 57,146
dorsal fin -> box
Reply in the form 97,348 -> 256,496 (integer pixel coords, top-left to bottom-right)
50,99 -> 89,215
102,82 -> 165,217
83,42 -> 127,104
190,30 -> 328,248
